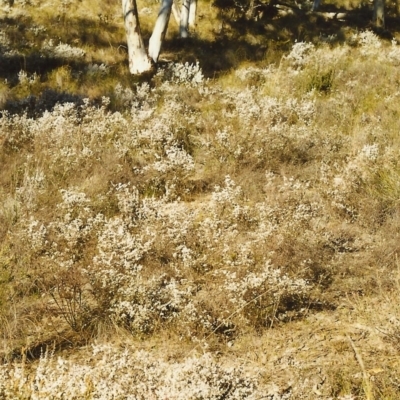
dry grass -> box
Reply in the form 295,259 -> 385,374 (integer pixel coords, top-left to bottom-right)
1,0 -> 400,398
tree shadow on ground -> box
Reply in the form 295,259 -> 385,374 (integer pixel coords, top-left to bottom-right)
0,88 -> 84,118
0,12 -> 123,82
161,1 -> 400,78
2,0 -> 400,114
0,53 -> 88,82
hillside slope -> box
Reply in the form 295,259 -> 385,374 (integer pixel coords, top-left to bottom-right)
1,0 -> 400,398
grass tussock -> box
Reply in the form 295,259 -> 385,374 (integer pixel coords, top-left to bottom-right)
2,0 -> 400,398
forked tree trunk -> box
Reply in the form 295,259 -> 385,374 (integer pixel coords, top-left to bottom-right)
148,0 -> 173,63
122,0 -> 152,74
373,0 -> 385,28
180,0 -> 197,38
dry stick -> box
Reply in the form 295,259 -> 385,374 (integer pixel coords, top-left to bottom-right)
188,288 -> 275,355
346,334 -> 374,400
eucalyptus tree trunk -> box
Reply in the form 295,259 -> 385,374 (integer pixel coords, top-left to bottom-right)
373,0 -> 385,28
188,0 -> 197,27
148,0 -> 173,63
180,0 -> 197,38
180,0 -> 190,37
122,0 -> 152,74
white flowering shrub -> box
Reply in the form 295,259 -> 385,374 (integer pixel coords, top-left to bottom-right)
28,24 -> 47,36
220,261 -> 311,327
351,30 -> 382,57
235,65 -> 273,83
4,26 -> 400,397
156,62 -> 205,87
113,82 -> 158,122
151,144 -> 195,175
41,39 -> 86,59
15,162 -> 46,210
284,41 -> 315,70
388,39 -> 400,64
18,70 -> 39,86
0,346 -> 260,399
0,48 -> 383,345
0,111 -> 35,151
85,63 -> 109,76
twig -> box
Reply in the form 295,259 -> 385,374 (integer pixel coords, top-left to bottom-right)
346,334 -> 374,400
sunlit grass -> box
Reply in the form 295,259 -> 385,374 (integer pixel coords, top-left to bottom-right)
2,0 -> 400,397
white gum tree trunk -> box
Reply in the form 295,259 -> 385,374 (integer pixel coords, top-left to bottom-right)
188,0 -> 197,28
148,0 -> 173,63
180,0 -> 190,38
373,0 -> 385,28
122,0 -> 152,74
180,0 -> 197,38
